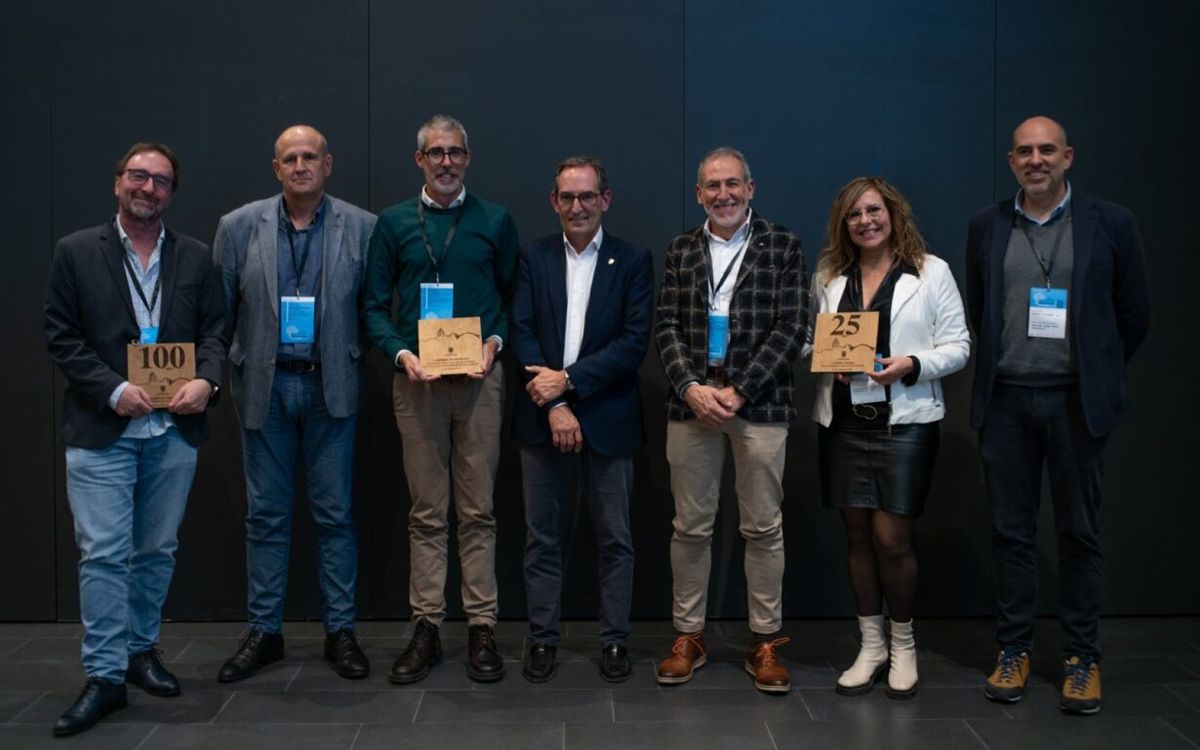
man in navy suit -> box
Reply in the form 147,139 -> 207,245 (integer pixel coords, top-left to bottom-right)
967,116 -> 1150,715
511,156 -> 654,682
44,142 -> 226,736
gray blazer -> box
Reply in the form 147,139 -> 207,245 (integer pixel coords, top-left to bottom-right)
214,194 -> 377,430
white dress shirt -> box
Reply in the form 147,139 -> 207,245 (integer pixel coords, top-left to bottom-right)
562,227 -> 603,368
704,211 -> 753,315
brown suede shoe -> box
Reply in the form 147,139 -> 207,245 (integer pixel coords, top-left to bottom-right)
744,637 -> 791,693
656,632 -> 707,685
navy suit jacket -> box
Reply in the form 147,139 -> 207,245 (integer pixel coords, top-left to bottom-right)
965,191 -> 1150,436
44,221 -> 227,449
511,231 -> 655,456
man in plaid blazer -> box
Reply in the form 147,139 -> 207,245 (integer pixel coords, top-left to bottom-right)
654,147 -> 809,693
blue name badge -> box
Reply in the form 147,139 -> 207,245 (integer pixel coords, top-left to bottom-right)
1028,287 -> 1068,339
280,296 -> 316,344
707,313 -> 729,365
139,326 -> 159,345
420,283 -> 454,320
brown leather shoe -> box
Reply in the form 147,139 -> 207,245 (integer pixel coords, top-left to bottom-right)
656,632 -> 706,685
744,637 -> 791,693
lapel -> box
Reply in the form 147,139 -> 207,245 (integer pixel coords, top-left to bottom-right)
987,201 -> 1015,336
691,226 -> 712,308
321,198 -> 344,312
101,220 -> 139,329
733,213 -> 766,291
261,199 -> 281,322
891,269 -> 921,321
158,230 -> 178,326
579,232 -> 619,355
1068,193 -> 1096,332
547,238 -> 568,352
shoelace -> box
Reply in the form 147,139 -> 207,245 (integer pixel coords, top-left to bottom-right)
1063,660 -> 1093,694
995,651 -> 1024,681
753,636 -> 791,665
671,633 -> 704,655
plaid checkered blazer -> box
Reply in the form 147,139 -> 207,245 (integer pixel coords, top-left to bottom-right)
655,213 -> 809,423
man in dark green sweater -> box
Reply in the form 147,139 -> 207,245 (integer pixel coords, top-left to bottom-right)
363,114 -> 519,684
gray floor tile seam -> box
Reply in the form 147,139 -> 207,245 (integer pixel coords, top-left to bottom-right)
347,723 -> 365,750
209,690 -> 238,724
5,690 -> 51,724
169,637 -> 199,661
0,639 -> 30,659
409,689 -> 424,723
130,722 -> 160,750
763,718 -> 779,750
1166,684 -> 1200,712
1162,716 -> 1200,750
1174,656 -> 1200,680
961,718 -> 995,749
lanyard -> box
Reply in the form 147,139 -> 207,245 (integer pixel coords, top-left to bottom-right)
706,232 -> 750,311
285,222 -> 315,296
417,198 -> 464,283
1018,215 -> 1068,289
121,252 -> 161,326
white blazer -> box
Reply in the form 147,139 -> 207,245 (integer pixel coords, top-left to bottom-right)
808,254 -> 970,426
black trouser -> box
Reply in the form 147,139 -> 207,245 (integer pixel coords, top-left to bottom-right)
979,383 -> 1108,660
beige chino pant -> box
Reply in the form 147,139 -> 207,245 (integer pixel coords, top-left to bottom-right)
666,417 -> 788,635
392,366 -> 503,627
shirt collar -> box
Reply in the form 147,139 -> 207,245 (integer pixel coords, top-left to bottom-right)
279,194 -> 328,229
1014,182 -> 1072,226
114,215 -> 165,258
421,185 -> 466,209
703,209 -> 753,246
563,226 -> 604,257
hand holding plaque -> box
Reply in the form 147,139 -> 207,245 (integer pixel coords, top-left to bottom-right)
126,342 -> 197,407
417,316 -> 483,376
810,312 -> 880,373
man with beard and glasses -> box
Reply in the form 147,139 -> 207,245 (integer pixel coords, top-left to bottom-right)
654,147 -> 808,693
967,116 -> 1150,715
44,142 -> 226,736
214,125 -> 376,684
363,114 -> 520,684
511,156 -> 654,683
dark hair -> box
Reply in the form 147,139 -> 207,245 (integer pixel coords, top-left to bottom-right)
115,142 -> 180,190
553,156 -> 609,194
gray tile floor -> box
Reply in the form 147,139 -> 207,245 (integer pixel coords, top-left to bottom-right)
2,617 -> 1199,749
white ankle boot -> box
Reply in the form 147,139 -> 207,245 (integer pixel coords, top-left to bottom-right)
886,619 -> 918,699
836,614 -> 888,695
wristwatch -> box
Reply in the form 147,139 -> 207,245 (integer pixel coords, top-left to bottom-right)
564,371 -> 575,391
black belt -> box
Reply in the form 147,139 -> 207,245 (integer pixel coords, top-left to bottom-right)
276,360 -> 321,373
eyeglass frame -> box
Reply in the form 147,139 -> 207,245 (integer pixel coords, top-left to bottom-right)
121,168 -> 175,192
420,147 -> 470,165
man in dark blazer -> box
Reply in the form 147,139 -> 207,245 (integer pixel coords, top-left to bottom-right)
512,156 -> 654,683
44,142 -> 226,736
654,147 -> 808,693
213,125 -> 376,683
967,116 -> 1150,715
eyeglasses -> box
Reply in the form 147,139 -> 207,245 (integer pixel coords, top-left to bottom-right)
845,204 -> 885,224
123,169 -> 173,192
421,147 -> 469,165
555,191 -> 601,208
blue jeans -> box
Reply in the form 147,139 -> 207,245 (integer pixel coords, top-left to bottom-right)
980,383 -> 1108,659
65,429 -> 196,682
241,369 -> 358,633
521,444 -> 634,646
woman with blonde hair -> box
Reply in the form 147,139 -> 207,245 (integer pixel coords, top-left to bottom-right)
809,177 -> 969,698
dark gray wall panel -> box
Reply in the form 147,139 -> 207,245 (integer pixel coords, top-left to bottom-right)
366,0 -> 684,620
684,1 -> 997,617
45,0 -> 372,621
994,0 -> 1197,614
1,3 -> 57,620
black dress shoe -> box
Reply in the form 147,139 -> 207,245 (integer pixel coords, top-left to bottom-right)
600,642 -> 632,682
126,648 -> 181,696
218,629 -> 284,683
53,678 -> 127,737
522,643 -> 556,683
389,619 -> 441,685
325,629 -> 370,679
467,624 -> 506,682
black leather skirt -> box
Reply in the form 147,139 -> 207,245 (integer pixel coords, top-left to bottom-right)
818,417 -> 940,517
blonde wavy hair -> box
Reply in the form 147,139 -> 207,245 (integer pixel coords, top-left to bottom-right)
816,176 -> 928,285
